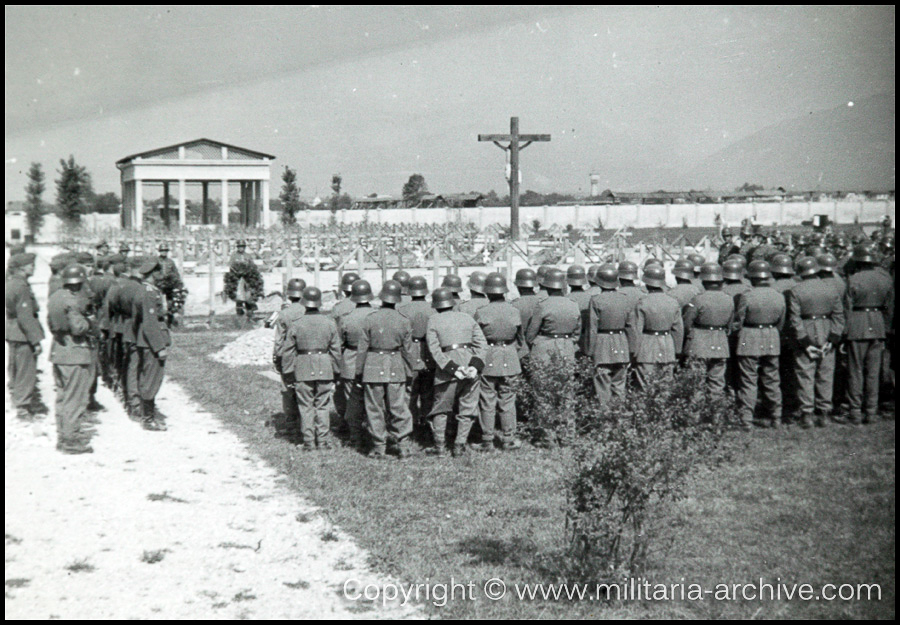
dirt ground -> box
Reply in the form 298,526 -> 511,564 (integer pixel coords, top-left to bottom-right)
4,250 -> 421,619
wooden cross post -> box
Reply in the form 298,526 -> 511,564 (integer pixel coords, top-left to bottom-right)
479,116 -> 550,240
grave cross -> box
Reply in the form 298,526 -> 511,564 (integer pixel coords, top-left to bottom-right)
478,116 -> 550,240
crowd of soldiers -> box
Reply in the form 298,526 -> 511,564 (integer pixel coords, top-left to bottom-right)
6,240 -> 179,454
268,225 -> 894,458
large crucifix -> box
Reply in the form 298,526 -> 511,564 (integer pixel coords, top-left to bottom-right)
478,116 -> 550,240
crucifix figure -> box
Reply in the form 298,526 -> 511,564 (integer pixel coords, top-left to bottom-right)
478,116 -> 550,240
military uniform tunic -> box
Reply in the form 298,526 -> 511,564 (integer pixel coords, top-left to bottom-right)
457,294 -> 489,318
336,305 -> 376,440
683,289 -> 734,393
273,302 -> 306,424
6,274 -> 44,414
525,295 -> 582,367
668,282 -> 702,311
567,288 -> 594,355
398,299 -> 436,425
630,292 -> 684,389
733,286 -> 786,425
134,282 -> 171,404
510,293 -> 542,337
47,288 -> 92,447
587,289 -> 633,403
115,277 -> 145,410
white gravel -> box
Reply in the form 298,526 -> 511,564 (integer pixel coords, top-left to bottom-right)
210,327 -> 276,367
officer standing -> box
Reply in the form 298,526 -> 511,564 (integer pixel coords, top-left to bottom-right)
6,253 -> 44,420
336,280 -> 377,450
510,268 -> 541,330
356,281 -> 415,459
272,278 -> 306,437
732,261 -> 786,429
133,259 -> 171,431
47,265 -> 94,454
458,271 -> 488,316
843,244 -> 894,424
566,265 -> 593,355
683,263 -> 735,394
787,257 -> 845,428
474,273 -> 526,451
284,287 -> 342,450
397,276 -> 436,435
525,268 -> 581,368
587,264 -> 633,403
425,287 -> 487,457
629,265 -> 683,389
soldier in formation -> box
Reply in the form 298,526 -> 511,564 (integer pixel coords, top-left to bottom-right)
6,253 -> 44,420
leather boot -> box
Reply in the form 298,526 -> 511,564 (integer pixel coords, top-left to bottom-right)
142,400 -> 167,431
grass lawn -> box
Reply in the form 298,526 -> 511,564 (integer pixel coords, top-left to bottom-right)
167,330 -> 895,619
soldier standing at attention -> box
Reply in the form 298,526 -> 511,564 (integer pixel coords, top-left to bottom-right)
228,240 -> 258,320
88,256 -> 116,390
440,274 -> 464,307
133,259 -> 171,431
48,252 -> 75,298
284,287 -> 341,450
425,287 -> 487,457
587,264 -> 633,403
397,276 -> 435,436
770,254 -> 797,295
458,271 -> 488,316
843,244 -> 894,424
566,265 -> 593,355
786,257 -> 845,429
272,278 -> 306,437
732,261 -> 786,429
526,268 -> 581,369
683,263 -> 735,394
668,259 -> 702,312
119,257 -> 148,418
474,273 -> 526,452
337,280 -> 377,450
510,268 -> 541,331
118,242 -> 131,260
722,257 -> 752,393
535,265 -> 552,300
392,270 -> 413,305
816,253 -> 846,299
586,265 -> 603,299
770,252 -> 798,416
629,265 -> 683,389
47,265 -> 94,454
617,261 -> 645,308
156,242 -> 184,327
356,281 -> 415,459
688,253 -> 707,290
103,257 -> 128,401
6,253 -> 44,420
329,272 -> 359,423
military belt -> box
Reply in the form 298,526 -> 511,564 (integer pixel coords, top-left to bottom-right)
540,332 -> 574,339
442,343 -> 472,352
853,306 -> 885,312
487,338 -> 516,346
368,348 -> 399,354
800,314 -> 831,320
296,349 -> 327,355
643,330 -> 669,335
343,343 -> 359,351
596,329 -> 625,335
694,324 -> 728,331
743,323 -> 777,328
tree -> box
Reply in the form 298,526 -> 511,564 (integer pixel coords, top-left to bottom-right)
279,166 -> 302,226
24,162 -> 46,239
736,182 -> 764,192
91,191 -> 120,214
55,155 -> 93,225
329,174 -> 343,214
402,173 -> 429,204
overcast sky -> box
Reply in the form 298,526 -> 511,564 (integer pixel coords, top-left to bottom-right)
4,5 -> 895,201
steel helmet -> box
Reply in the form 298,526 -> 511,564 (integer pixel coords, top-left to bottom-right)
301,286 -> 322,309
815,253 -> 838,273
158,242 -> 170,252
725,253 -> 746,265
339,272 -> 360,294
536,265 -> 552,280
350,279 -> 374,303
643,257 -> 663,269
770,254 -> 794,276
851,244 -> 877,264
566,264 -> 587,286
688,253 -> 706,272
467,271 -> 487,294
673,258 -> 694,280
431,287 -> 455,310
806,245 -> 827,259
597,263 -> 620,289
379,280 -> 403,304
746,260 -> 772,280
642,265 -> 666,288
795,256 -> 819,277
699,262 -> 724,283
286,278 -> 307,298
723,259 -> 744,281
540,268 -> 567,290
618,260 -> 638,281
514,268 -> 537,288
483,272 -> 509,295
441,274 -> 463,294
587,264 -> 602,285
391,270 -> 411,293
407,275 -> 429,297
61,264 -> 87,285
236,239 -> 247,248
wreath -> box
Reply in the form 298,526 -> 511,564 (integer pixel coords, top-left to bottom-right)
156,271 -> 188,315
224,260 -> 264,302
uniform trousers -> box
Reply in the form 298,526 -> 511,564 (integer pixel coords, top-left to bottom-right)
592,363 -> 628,404
53,363 -> 91,444
429,377 -> 479,446
8,342 -> 37,412
409,369 -> 435,425
364,383 -> 413,452
110,333 -> 124,390
634,362 -> 674,390
138,347 -> 165,402
847,340 -> 884,418
295,380 -> 333,446
699,358 -> 728,394
280,371 -> 300,424
737,355 -> 782,423
478,375 -> 518,443
125,342 -> 141,409
793,347 -> 835,417
342,378 -> 366,439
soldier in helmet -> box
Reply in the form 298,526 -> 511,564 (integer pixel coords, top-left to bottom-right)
458,271 -> 488,317
96,240 -> 111,257
629,265 -> 683,389
425,287 -> 487,457
116,257 -> 148,418
88,255 -> 117,390
526,268 -> 581,369
397,276 -> 436,437
338,280 -> 377,450
272,278 -> 307,438
474,273 -> 526,451
617,261 -> 644,307
331,272 -> 360,321
133,259 -> 171,431
587,263 -> 632,403
440,274 -> 464,306
47,265 -> 94,454
535,265 -> 553,300
843,243 -> 894,424
156,242 -> 184,327
669,259 -> 701,311
6,253 -> 44,420
683,263 -> 735,394
510,268 -> 541,330
770,254 -> 797,295
688,253 -> 706,290
566,265 -> 592,355
732,261 -> 786,429
356,280 -> 415,459
284,287 -> 341,450
723,257 -> 751,300
787,257 -> 845,428
228,240 -> 259,322
586,265 -> 603,299
48,252 -> 75,298
392,270 -> 412,305
118,242 -> 131,258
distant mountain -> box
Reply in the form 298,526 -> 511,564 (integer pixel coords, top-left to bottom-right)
684,93 -> 895,192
